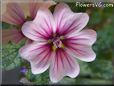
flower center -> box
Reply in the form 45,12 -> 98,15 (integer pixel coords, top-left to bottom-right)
53,37 -> 62,48
48,36 -> 65,51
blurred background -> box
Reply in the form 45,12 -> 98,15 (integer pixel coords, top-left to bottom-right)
1,0 -> 114,85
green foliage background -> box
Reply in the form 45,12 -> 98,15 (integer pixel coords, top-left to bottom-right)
1,2 -> 114,85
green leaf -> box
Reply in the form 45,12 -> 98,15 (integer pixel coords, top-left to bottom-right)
1,42 -> 25,70
25,69 -> 49,85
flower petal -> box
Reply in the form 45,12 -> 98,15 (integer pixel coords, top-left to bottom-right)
19,41 -> 47,60
66,44 -> 96,62
22,7 -> 56,41
3,3 -> 25,25
54,3 -> 89,35
29,1 -> 56,19
49,49 -> 80,83
33,7 -> 56,33
19,42 -> 52,74
66,29 -> 97,46
22,21 -> 48,41
2,28 -> 24,44
54,3 -> 72,25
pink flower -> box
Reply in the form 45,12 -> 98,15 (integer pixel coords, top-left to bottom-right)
2,1 -> 55,44
19,3 -> 97,83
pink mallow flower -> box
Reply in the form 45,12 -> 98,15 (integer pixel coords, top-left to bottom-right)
2,1 -> 55,44
19,3 -> 97,83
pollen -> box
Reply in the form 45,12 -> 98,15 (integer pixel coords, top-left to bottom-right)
49,35 -> 65,51
47,39 -> 52,44
60,36 -> 64,40
52,43 -> 65,51
61,44 -> 65,48
52,45 -> 57,51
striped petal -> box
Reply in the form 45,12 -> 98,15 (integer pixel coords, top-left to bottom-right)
19,42 -> 52,74
50,49 -> 80,83
3,3 -> 25,25
22,21 -> 50,41
66,29 -> 97,46
22,8 -> 56,41
54,3 -> 89,35
2,28 -> 24,44
33,7 -> 56,33
66,44 -> 96,62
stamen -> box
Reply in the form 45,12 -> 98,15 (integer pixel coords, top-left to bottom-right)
48,35 -> 65,51
60,36 -> 64,40
52,45 -> 56,51
52,37 -> 65,51
47,39 -> 52,44
53,40 -> 62,48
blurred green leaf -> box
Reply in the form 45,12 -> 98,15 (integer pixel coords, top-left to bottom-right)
93,23 -> 114,60
2,22 -> 14,29
75,78 -> 112,85
88,59 -> 113,80
88,8 -> 102,26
